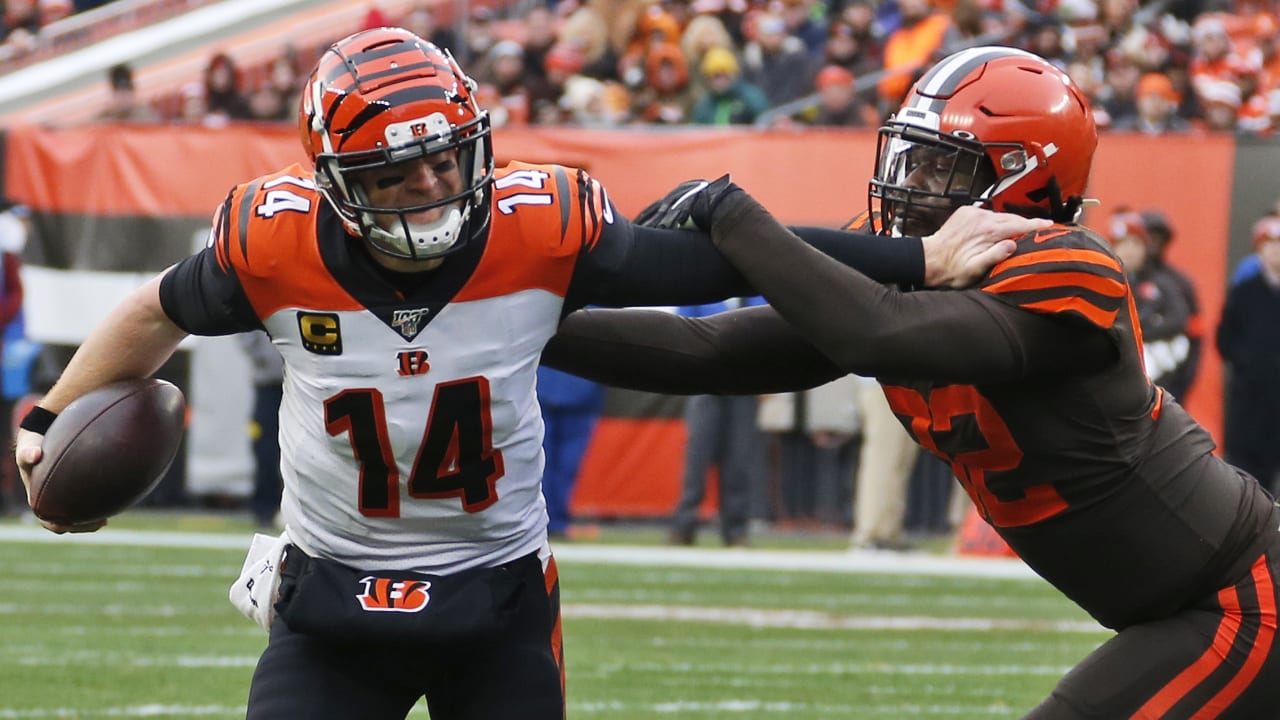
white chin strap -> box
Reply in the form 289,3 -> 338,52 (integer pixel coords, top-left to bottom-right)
364,204 -> 469,260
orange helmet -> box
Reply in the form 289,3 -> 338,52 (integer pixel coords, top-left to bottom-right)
870,46 -> 1097,235
299,28 -> 494,260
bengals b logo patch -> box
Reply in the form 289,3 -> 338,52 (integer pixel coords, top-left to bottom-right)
356,576 -> 432,613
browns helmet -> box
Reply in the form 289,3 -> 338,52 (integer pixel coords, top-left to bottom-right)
299,28 -> 494,260
870,46 -> 1097,235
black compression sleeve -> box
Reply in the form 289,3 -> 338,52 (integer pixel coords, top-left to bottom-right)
159,251 -> 262,336
564,219 -> 925,311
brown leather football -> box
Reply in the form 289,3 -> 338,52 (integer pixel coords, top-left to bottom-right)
28,378 -> 185,525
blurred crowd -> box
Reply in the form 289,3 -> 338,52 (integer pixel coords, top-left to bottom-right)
76,0 -> 1280,135
1,0 -> 117,62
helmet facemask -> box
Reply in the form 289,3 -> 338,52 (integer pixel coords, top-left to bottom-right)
301,30 -> 496,262
314,111 -> 494,261
868,46 -> 1099,236
870,119 -> 1002,237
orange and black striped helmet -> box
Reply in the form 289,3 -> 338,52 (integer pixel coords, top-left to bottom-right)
870,46 -> 1097,236
299,28 -> 494,260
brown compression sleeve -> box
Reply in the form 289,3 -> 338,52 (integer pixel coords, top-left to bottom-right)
543,305 -> 846,395
707,193 -> 1117,384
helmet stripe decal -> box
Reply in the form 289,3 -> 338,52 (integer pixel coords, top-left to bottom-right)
237,179 -> 259,265
554,166 -> 571,242
334,86 -> 452,152
354,60 -> 448,85
907,46 -> 1037,114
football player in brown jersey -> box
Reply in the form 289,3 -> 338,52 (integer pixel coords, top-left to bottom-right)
545,46 -> 1280,717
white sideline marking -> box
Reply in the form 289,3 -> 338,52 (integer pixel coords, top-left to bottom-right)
0,526 -> 1037,579
0,707 -> 242,718
563,603 -> 1104,633
0,702 -> 1018,717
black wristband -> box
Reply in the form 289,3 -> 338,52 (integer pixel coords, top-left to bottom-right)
19,405 -> 57,434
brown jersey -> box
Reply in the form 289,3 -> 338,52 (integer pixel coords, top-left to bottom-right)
828,213 -> 1273,629
876,224 -> 1273,629
547,203 -> 1279,632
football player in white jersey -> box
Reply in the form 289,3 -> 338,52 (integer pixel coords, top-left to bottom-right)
14,28 -> 1042,719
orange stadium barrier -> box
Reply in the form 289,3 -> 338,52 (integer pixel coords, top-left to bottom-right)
953,506 -> 1018,558
4,124 -> 1238,519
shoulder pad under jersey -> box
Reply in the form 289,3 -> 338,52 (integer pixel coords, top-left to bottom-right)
978,224 -> 1128,329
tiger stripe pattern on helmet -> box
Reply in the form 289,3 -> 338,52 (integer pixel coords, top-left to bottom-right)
299,28 -> 494,261
310,34 -> 467,155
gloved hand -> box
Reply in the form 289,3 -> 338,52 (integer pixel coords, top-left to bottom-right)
632,174 -> 743,232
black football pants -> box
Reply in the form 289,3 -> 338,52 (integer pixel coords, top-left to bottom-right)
245,552 -> 564,720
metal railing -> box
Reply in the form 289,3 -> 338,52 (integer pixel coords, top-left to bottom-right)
0,0 -> 221,75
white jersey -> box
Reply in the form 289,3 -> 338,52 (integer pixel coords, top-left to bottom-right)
181,161 -> 614,573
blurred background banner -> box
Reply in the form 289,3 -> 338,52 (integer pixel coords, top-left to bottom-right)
3,123 -> 1272,514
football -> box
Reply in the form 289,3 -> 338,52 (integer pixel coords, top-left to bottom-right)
28,378 -> 186,526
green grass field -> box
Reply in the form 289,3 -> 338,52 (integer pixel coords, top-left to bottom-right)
0,514 -> 1109,719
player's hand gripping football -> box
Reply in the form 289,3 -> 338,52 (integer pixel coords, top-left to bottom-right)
922,205 -> 1052,288
15,428 -> 107,534
632,175 -> 743,232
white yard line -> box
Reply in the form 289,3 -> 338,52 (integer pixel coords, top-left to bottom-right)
563,603 -> 1104,633
0,526 -> 1036,580
0,708 -> 242,718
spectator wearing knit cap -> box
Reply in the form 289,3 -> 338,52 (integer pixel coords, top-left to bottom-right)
1106,210 -> 1195,401
1111,72 -> 1192,134
741,11 -> 814,107
806,65 -> 877,127
689,46 -> 769,124
819,17 -> 881,80
632,41 -> 695,124
1197,77 -> 1242,132
476,40 -> 531,128
527,42 -> 588,124
1217,213 -> 1280,494
1141,208 -> 1202,402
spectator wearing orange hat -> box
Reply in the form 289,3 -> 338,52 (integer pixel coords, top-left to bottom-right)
632,41 -> 695,124
1112,72 -> 1192,134
1106,209 -> 1194,400
690,46 -> 769,124
1216,213 -> 1280,494
619,4 -> 684,90
1249,14 -> 1280,88
804,65 -> 877,127
527,42 -> 588,124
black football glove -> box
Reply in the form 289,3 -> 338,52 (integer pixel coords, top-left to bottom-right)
632,174 -> 744,232
633,178 -> 712,229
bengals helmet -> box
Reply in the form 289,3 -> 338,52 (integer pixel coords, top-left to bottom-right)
299,28 -> 494,260
870,46 -> 1097,235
